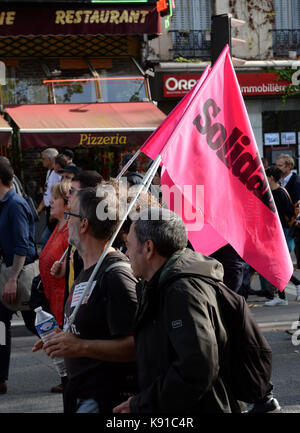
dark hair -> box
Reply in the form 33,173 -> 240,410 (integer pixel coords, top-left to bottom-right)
77,188 -> 120,241
265,165 -> 282,182
55,154 -> 67,170
72,170 -> 103,189
98,179 -> 161,236
134,208 -> 188,258
0,157 -> 14,186
62,149 -> 74,160
122,153 -> 138,172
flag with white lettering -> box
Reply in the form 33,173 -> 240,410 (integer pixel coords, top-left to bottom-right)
141,45 -> 293,291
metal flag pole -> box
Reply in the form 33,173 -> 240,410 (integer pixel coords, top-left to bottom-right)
116,149 -> 141,180
59,248 -> 68,264
53,150 -> 143,279
64,154 -> 162,332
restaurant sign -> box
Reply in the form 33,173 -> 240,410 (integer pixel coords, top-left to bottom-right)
0,5 -> 160,36
20,130 -> 153,149
163,72 -> 292,98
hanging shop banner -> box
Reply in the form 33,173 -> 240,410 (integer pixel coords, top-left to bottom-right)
163,72 -> 291,98
18,130 -> 155,150
0,5 -> 161,36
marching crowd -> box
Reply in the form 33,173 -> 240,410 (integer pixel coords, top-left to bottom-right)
0,148 -> 299,414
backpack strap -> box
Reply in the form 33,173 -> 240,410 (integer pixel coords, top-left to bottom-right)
280,186 -> 298,225
280,186 -> 293,204
104,261 -> 132,273
96,260 -> 132,287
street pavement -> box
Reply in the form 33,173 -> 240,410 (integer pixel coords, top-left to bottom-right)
0,326 -> 63,413
1,273 -> 300,413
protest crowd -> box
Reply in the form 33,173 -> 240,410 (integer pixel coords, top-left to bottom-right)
0,50 -> 298,414
0,143 -> 298,414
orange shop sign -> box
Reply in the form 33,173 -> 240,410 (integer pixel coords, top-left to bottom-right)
163,72 -> 291,97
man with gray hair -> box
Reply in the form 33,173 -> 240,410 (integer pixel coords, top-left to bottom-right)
37,148 -> 61,247
114,208 -> 240,413
34,187 -> 138,413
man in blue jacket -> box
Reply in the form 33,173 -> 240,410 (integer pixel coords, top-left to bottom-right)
0,157 -> 37,395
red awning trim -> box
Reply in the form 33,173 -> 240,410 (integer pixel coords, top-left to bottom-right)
5,102 -> 166,149
20,128 -> 157,133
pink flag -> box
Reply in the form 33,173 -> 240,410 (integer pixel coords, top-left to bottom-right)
142,45 -> 293,291
141,65 -> 211,160
160,166 -> 228,253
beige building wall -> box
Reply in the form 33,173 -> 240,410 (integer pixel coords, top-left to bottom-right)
148,18 -> 173,62
215,0 -> 274,60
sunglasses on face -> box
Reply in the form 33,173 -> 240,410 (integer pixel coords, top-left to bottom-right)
64,211 -> 83,221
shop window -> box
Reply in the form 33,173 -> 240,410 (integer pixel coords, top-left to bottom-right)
0,57 -> 149,105
263,110 -> 300,169
90,58 -> 149,102
44,58 -> 97,104
1,59 -> 50,105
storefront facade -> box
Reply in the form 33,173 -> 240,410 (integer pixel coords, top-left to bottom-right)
150,63 -> 300,171
0,1 -> 166,181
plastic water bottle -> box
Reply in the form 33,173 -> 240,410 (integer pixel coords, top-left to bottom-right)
34,306 -> 67,377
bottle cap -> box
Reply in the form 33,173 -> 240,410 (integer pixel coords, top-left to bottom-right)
34,306 -> 42,312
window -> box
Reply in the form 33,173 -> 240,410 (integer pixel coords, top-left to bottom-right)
170,0 -> 211,58
0,57 -> 149,105
274,0 -> 300,29
172,0 -> 211,31
91,58 -> 148,102
1,59 -> 50,105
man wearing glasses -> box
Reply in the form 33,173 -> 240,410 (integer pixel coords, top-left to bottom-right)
48,170 -> 103,394
50,170 -> 103,300
34,185 -> 138,413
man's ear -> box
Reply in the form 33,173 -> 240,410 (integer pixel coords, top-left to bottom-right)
144,239 -> 155,260
79,217 -> 89,234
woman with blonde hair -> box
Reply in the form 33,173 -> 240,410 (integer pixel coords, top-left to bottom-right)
39,180 -> 71,327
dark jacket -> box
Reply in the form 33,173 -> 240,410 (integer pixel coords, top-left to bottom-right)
273,187 -> 294,228
130,248 -> 240,413
124,171 -> 143,186
285,172 -> 300,204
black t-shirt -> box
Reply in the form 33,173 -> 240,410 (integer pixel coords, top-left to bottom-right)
64,250 -> 137,380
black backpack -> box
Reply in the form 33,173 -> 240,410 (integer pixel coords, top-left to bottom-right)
199,276 -> 272,403
166,272 -> 273,404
